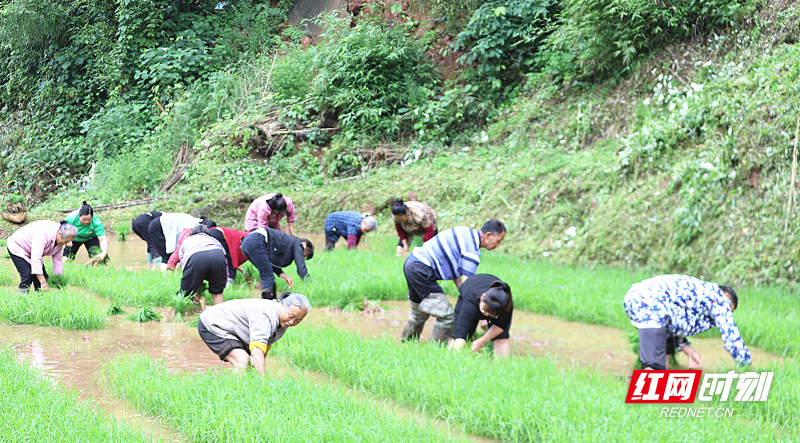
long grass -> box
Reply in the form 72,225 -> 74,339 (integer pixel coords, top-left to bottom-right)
0,348 -> 161,443
0,287 -> 105,330
0,261 -> 16,286
66,263 -> 253,307
104,353 -> 464,443
279,325 -> 797,443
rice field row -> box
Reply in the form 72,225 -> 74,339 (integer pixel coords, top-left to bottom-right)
104,353 -> 465,443
0,348 -> 161,443
64,262 -> 253,308
0,287 -> 105,330
277,325 -> 798,442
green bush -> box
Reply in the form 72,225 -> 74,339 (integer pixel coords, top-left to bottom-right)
455,0 -> 557,92
545,0 -> 753,81
310,13 -> 436,138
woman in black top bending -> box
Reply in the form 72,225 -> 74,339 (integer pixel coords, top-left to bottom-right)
448,274 -> 513,357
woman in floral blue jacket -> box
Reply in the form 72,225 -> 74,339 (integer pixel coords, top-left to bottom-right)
623,274 -> 751,370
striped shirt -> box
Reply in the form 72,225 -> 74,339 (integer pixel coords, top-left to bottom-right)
324,211 -> 364,237
410,226 -> 481,281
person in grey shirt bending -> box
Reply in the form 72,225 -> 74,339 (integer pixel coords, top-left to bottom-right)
197,292 -> 310,376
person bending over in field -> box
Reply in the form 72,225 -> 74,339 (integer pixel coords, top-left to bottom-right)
323,211 -> 377,251
244,192 -> 296,235
240,227 -> 313,300
63,201 -> 109,264
212,226 -> 251,286
392,198 -> 437,256
131,211 -> 163,267
449,275 -> 513,357
198,292 -> 310,376
169,224 -> 228,310
148,212 -> 205,271
401,220 -> 506,343
7,220 -> 77,293
623,274 -> 751,370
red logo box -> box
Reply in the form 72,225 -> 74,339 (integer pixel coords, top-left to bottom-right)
626,370 -> 703,403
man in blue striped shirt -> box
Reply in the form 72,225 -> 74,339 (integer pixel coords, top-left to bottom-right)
401,220 -> 506,343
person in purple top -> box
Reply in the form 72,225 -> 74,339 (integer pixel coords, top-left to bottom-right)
178,224 -> 227,310
7,220 -> 77,293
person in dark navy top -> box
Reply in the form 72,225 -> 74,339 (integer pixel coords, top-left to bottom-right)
449,274 -> 513,357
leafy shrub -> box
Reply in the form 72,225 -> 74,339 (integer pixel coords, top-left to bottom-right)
270,47 -> 315,102
455,0 -> 557,91
311,13 -> 436,138
92,143 -> 174,200
545,0 -> 754,81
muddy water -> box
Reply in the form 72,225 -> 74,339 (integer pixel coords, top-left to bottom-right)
309,300 -> 781,376
3,310 -> 220,442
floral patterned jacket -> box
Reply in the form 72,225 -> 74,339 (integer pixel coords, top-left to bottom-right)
623,274 -> 751,365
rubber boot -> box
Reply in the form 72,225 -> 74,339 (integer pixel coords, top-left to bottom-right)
418,293 -> 455,344
261,288 -> 276,300
401,301 -> 429,342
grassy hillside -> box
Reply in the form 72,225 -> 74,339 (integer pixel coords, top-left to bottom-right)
5,2 -> 800,287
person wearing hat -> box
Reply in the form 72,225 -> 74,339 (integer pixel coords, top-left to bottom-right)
623,274 -> 751,369
7,220 -> 78,292
198,292 -> 311,376
449,274 -> 513,357
63,201 -> 108,264
240,227 -> 314,300
391,198 -> 438,256
244,193 -> 296,235
323,211 -> 377,251
131,210 -> 163,267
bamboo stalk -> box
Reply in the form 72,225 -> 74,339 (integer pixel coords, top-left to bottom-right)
783,118 -> 800,242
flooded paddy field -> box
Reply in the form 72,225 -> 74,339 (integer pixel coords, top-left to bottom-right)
1,236 -> 797,442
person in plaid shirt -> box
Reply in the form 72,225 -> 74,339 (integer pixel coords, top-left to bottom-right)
623,274 -> 751,369
324,211 -> 377,251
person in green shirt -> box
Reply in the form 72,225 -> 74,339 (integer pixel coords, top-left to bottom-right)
63,201 -> 109,264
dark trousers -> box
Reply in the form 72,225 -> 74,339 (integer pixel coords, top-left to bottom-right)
63,236 -> 100,259
9,251 -> 49,290
181,250 -> 227,295
132,213 -> 159,258
638,327 -> 675,370
147,217 -> 168,259
240,233 -> 277,293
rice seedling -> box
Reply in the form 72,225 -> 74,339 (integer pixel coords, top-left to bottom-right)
67,263 -> 253,308
113,221 -> 132,241
127,306 -> 162,323
104,353 -> 464,443
0,348 -> 164,443
88,246 -> 112,266
169,292 -> 193,322
48,273 -> 69,289
0,262 -> 16,286
274,235 -> 800,358
278,325 -> 796,443
107,303 -> 126,316
0,287 -> 105,330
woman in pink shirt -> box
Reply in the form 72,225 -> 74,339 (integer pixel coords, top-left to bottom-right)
244,193 -> 296,235
7,220 -> 78,293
